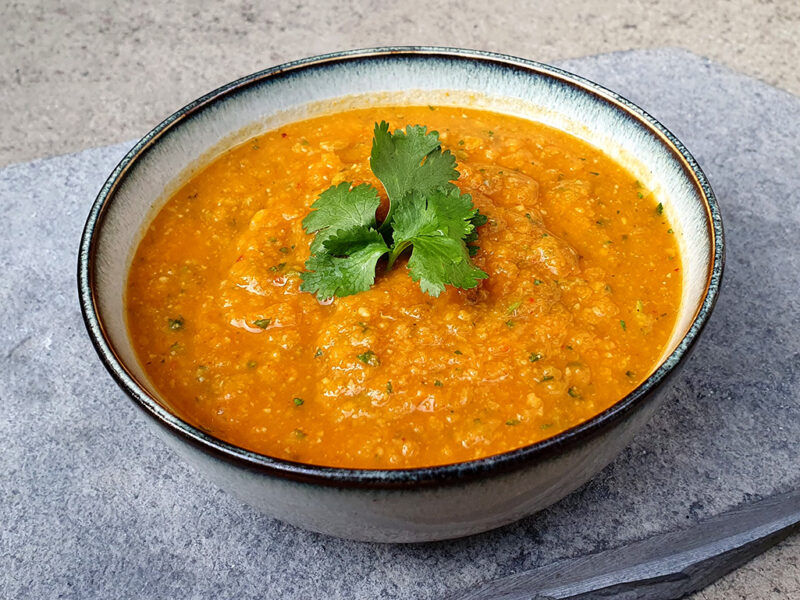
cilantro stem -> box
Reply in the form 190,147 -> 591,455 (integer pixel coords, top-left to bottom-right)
386,240 -> 411,270
378,213 -> 394,234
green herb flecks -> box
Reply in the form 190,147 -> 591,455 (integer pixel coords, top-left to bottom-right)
168,317 -> 184,331
506,300 -> 522,315
357,350 -> 380,366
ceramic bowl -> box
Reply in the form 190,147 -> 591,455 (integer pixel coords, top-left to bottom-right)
78,47 -> 724,542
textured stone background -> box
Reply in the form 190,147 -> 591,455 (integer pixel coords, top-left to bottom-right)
1,0 -> 799,168
1,3 -> 799,599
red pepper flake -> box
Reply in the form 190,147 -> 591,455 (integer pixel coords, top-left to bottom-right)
281,132 -> 288,138
236,254 -> 244,262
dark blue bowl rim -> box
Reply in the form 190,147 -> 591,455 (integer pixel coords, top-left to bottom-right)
78,46 -> 725,489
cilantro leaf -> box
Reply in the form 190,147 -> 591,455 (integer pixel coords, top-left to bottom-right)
370,122 -> 458,223
300,121 -> 488,301
428,188 -> 481,239
465,210 -> 488,256
302,182 -> 381,253
392,187 -> 476,241
300,226 -> 389,300
406,236 -> 488,296
390,189 -> 488,296
321,224 -> 387,256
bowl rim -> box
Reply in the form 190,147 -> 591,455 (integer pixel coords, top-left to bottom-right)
78,45 -> 725,489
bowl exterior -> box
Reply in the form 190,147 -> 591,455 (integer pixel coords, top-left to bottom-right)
145,367 -> 677,542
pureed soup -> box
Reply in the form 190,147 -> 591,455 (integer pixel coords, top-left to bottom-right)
127,105 -> 682,469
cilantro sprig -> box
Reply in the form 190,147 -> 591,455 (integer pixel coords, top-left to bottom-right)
299,122 -> 487,300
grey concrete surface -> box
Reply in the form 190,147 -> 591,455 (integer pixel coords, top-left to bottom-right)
1,0 -> 799,168
1,3 -> 799,599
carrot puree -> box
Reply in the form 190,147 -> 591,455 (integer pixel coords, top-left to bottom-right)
127,105 -> 681,468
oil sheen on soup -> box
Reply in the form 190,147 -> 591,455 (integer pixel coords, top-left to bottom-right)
127,105 -> 682,469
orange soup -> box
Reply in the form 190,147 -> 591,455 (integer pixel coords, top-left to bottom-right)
127,105 -> 681,469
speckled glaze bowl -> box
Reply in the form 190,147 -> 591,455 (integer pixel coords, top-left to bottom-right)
78,47 -> 724,542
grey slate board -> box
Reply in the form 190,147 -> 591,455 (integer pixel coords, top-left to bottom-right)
1,48 -> 798,599
458,488 -> 800,599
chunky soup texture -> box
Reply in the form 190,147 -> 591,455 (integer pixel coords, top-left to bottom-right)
127,106 -> 682,468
